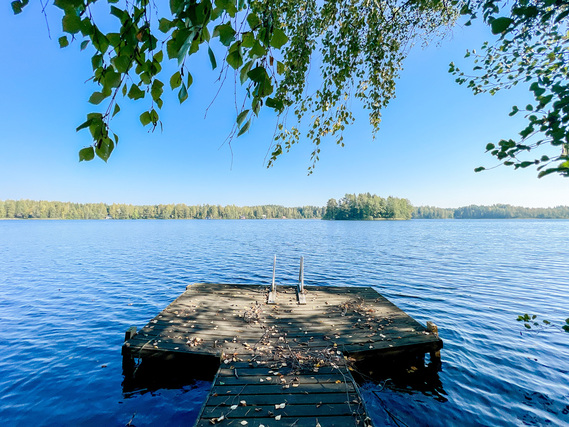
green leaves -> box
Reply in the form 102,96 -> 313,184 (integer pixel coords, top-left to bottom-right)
88,92 -> 107,105
58,36 -> 69,48
79,147 -> 95,162
455,1 -> 569,178
159,18 -> 173,33
517,314 -> 569,332
213,23 -> 236,46
491,17 -> 513,35
127,84 -> 145,100
38,0 -> 463,171
62,12 -> 82,34
178,83 -> 188,103
236,110 -> 249,127
529,82 -> 545,97
151,80 -> 164,103
240,60 -> 253,84
208,46 -> 217,69
170,71 -> 182,89
247,12 -> 260,30
96,137 -> 115,162
140,110 -> 159,126
247,66 -> 268,83
215,0 -> 237,17
270,28 -> 288,49
11,1 -> 25,14
266,97 -> 284,111
237,118 -> 251,136
226,49 -> 243,69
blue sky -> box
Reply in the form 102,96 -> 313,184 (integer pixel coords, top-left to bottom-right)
1,3 -> 567,208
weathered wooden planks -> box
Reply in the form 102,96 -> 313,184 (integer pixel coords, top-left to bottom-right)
122,283 -> 443,426
197,357 -> 367,427
123,283 -> 441,360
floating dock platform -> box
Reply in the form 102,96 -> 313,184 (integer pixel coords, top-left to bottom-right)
122,282 -> 442,426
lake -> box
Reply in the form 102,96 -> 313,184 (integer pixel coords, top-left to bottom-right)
0,219 -> 568,426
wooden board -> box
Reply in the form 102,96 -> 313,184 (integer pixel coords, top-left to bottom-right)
196,357 -> 367,427
123,283 -> 442,361
122,283 -> 443,427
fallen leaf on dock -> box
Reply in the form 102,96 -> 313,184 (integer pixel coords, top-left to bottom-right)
275,415 -> 282,420
275,403 -> 286,409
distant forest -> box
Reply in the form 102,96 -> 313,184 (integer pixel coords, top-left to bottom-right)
413,204 -> 569,219
0,199 -> 323,220
1,198 -> 569,220
323,193 -> 414,220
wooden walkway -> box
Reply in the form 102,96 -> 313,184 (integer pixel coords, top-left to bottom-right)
122,283 -> 442,426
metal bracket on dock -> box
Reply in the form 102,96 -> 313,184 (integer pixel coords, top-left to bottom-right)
267,255 -> 277,304
297,256 -> 306,305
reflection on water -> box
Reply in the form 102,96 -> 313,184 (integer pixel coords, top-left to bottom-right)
0,219 -> 568,425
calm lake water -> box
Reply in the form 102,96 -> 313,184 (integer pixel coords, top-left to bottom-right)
1,219 -> 568,426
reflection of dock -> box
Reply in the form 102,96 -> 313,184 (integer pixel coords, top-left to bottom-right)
122,283 -> 442,426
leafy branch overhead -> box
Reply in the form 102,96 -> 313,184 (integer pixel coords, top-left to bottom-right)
451,0 -> 569,178
11,0 -> 456,170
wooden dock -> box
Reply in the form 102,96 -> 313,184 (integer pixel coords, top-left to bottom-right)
122,283 -> 442,426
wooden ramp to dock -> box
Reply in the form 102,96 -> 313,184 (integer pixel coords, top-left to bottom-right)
122,283 -> 442,426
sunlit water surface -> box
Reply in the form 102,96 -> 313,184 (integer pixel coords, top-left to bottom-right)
0,220 -> 568,426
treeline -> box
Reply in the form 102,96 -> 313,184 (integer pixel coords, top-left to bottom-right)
3,199 -> 569,221
0,199 -> 323,220
323,193 -> 414,220
413,206 -> 454,219
413,204 -> 569,219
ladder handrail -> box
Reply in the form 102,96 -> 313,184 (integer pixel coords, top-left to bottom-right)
271,255 -> 276,293
297,256 -> 306,304
267,255 -> 277,304
298,256 -> 304,293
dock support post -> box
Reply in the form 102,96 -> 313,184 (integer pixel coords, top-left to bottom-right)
297,256 -> 306,304
426,321 -> 441,368
122,326 -> 137,379
267,255 -> 277,304
125,326 -> 137,341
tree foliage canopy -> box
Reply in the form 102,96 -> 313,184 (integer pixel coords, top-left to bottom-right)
323,193 -> 414,220
12,0 -> 569,178
451,0 -> 569,177
11,0 -> 455,170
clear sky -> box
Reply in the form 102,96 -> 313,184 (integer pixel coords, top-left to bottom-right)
1,3 -> 567,208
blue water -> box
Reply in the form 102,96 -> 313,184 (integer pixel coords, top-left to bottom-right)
0,219 -> 568,426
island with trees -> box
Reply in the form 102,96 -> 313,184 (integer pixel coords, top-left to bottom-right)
323,193 -> 414,220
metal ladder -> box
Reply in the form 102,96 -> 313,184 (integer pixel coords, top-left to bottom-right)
266,255 -> 306,305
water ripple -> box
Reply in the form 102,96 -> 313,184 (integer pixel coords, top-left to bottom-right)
0,219 -> 568,425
